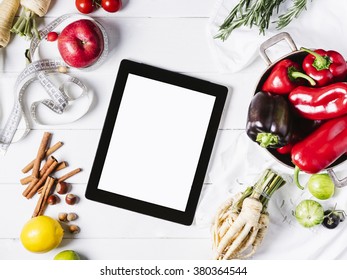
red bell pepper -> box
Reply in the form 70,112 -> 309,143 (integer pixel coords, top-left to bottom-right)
289,82 -> 347,120
262,59 -> 316,95
276,143 -> 293,155
292,114 -> 347,188
301,47 -> 347,87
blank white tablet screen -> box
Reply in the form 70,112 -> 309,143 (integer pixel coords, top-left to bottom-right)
98,74 -> 216,211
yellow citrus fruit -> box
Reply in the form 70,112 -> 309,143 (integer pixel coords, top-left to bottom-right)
20,216 -> 64,253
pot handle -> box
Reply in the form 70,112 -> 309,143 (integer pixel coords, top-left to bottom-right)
327,169 -> 347,188
259,32 -> 297,66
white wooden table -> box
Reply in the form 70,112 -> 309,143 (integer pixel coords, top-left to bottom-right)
3,0 -> 346,261
0,0 -> 249,260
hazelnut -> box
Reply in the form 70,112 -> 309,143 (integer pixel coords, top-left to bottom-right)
56,182 -> 70,195
69,224 -> 80,234
58,212 -> 68,222
57,66 -> 68,73
65,193 -> 78,205
47,194 -> 59,205
67,212 -> 78,222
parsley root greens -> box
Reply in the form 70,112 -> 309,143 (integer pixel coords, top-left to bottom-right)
212,169 -> 286,259
11,0 -> 52,40
0,0 -> 20,48
215,0 -> 310,41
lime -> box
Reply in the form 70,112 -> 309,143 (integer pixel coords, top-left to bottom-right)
20,216 -> 64,253
307,173 -> 334,200
54,250 -> 81,260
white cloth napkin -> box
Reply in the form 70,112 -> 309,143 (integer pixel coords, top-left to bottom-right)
208,0 -> 347,73
195,131 -> 347,259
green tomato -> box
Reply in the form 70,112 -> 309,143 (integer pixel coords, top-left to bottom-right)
294,199 -> 324,228
54,250 -> 81,260
307,173 -> 334,200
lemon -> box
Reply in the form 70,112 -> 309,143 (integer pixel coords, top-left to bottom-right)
20,216 -> 64,253
54,250 -> 81,260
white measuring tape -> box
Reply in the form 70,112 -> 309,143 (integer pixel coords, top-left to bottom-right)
0,13 -> 108,155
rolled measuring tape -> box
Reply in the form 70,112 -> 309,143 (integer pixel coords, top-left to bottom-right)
0,13 -> 108,155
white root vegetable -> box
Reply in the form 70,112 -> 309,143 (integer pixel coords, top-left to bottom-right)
239,213 -> 269,259
20,0 -> 51,17
11,0 -> 51,39
217,197 -> 263,260
211,169 -> 285,260
212,196 -> 239,249
0,0 -> 20,48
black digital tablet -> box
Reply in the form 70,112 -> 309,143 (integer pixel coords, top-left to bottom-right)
85,59 -> 227,225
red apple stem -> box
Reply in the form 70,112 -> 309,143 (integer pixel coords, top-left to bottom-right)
11,7 -> 41,40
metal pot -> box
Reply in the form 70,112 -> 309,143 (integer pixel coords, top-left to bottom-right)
254,32 -> 347,171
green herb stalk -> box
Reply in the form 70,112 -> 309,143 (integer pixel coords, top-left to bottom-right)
215,0 -> 311,41
11,7 -> 40,40
232,169 -> 286,214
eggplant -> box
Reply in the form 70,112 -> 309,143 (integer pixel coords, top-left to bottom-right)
246,91 -> 293,148
292,116 -> 324,140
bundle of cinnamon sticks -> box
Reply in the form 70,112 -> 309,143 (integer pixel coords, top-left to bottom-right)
20,132 -> 81,217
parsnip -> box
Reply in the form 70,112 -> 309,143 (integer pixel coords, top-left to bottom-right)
11,0 -> 51,39
211,169 -> 286,260
216,197 -> 263,260
239,213 -> 269,259
0,0 -> 20,48
20,0 -> 51,17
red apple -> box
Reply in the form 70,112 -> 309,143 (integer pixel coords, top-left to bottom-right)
58,19 -> 104,68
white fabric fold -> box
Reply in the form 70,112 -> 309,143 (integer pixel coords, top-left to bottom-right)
208,0 -> 347,73
195,132 -> 347,259
198,0 -> 347,259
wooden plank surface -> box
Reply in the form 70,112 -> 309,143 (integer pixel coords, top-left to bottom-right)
0,0 -> 259,260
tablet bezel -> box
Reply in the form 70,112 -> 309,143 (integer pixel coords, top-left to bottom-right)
85,59 -> 227,225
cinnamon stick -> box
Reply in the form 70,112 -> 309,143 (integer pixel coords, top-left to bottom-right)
37,186 -> 44,194
20,176 -> 34,186
22,141 -> 63,173
31,132 -> 52,178
39,156 -> 56,176
57,168 -> 82,183
38,177 -> 56,216
22,178 -> 39,198
20,160 -> 67,185
25,158 -> 59,199
32,176 -> 56,217
22,157 -> 56,197
56,161 -> 68,171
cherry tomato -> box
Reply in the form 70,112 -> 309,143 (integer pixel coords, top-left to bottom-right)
75,0 -> 95,14
101,0 -> 122,13
46,32 -> 59,42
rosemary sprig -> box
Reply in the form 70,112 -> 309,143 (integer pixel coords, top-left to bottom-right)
215,0 -> 311,41
215,0 -> 285,41
276,0 -> 308,29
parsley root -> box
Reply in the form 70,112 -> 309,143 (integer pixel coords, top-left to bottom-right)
11,0 -> 52,40
212,169 -> 286,260
0,0 -> 20,48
